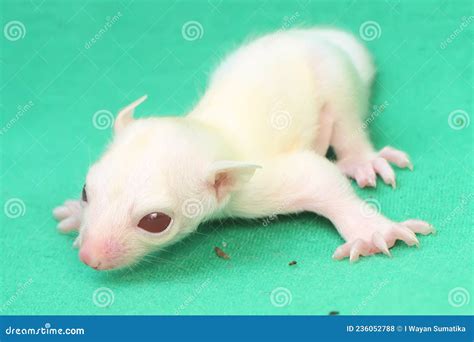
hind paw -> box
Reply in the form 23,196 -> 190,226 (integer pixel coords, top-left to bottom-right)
333,218 -> 435,262
337,146 -> 413,188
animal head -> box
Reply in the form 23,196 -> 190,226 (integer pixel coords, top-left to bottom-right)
78,96 -> 259,270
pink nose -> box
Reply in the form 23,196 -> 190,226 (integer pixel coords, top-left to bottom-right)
79,246 -> 100,269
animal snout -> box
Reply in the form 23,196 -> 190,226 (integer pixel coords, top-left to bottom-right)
79,239 -> 124,270
79,246 -> 98,268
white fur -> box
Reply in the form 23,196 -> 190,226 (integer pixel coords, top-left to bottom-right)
54,28 -> 433,269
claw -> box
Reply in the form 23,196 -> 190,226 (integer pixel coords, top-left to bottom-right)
372,232 -> 391,257
372,157 -> 396,188
355,166 -> 377,188
333,242 -> 351,260
379,146 -> 412,170
394,226 -> 419,247
73,236 -> 82,249
349,240 -> 366,263
401,219 -> 435,235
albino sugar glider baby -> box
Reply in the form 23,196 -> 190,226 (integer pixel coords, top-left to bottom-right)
53,28 -> 434,270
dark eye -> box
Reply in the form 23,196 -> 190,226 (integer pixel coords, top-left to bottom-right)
82,184 -> 87,202
138,212 -> 172,233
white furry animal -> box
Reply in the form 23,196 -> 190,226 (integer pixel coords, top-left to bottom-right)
53,28 -> 434,270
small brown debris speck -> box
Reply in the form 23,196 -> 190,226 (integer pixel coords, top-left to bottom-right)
329,311 -> 339,315
214,246 -> 230,259
288,261 -> 297,266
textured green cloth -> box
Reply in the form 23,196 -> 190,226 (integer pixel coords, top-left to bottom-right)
0,0 -> 472,315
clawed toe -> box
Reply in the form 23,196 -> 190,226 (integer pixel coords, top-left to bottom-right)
338,146 -> 413,189
393,225 -> 419,247
349,239 -> 371,263
372,232 -> 391,257
401,219 -> 436,235
372,157 -> 396,188
379,146 -> 413,170
333,218 -> 434,263
355,166 -> 376,188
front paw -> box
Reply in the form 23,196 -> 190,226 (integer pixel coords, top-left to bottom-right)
52,199 -> 82,233
337,146 -> 413,189
333,218 -> 435,262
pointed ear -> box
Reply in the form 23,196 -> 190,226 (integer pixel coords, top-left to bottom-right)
207,161 -> 261,202
114,95 -> 148,134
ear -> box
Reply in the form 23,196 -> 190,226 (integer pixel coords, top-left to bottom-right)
207,161 -> 261,202
114,95 -> 148,134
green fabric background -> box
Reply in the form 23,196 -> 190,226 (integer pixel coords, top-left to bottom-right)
0,0 -> 472,315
